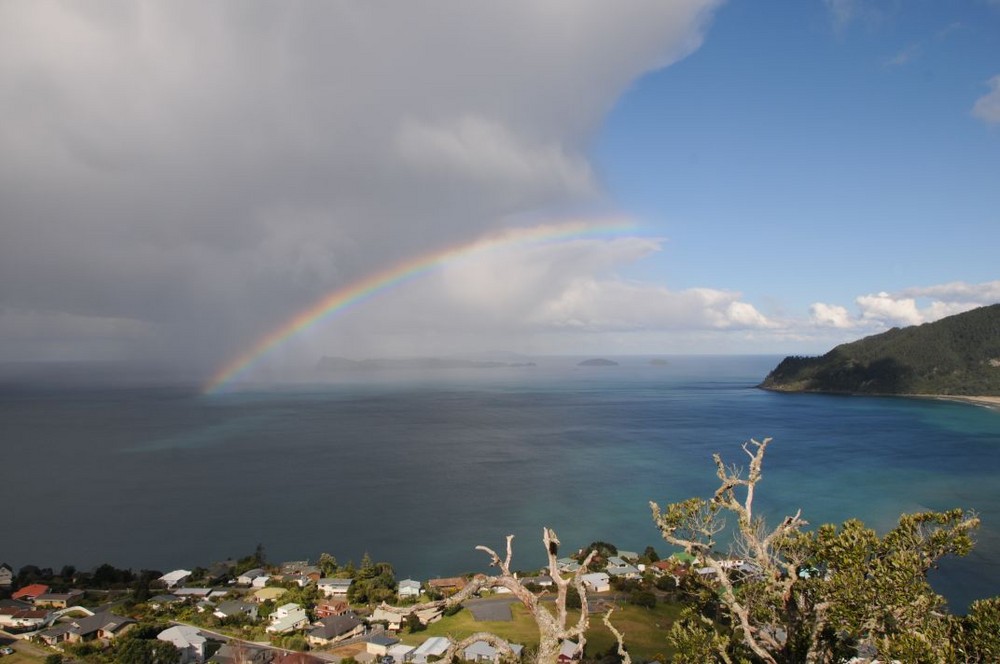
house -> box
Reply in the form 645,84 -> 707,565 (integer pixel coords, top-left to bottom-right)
147,594 -> 184,610
412,636 -> 452,664
581,572 -> 610,593
387,643 -> 416,663
208,643 -> 272,664
519,575 -> 553,589
371,607 -> 404,631
2,608 -> 53,630
266,603 -> 309,634
462,640 -> 523,663
317,577 -> 353,597
605,557 -> 640,579
306,614 -> 364,647
252,586 -> 286,604
617,551 -> 639,562
157,624 -> 208,664
236,568 -> 268,586
252,574 -> 271,589
0,606 -> 22,627
213,600 -> 258,621
556,558 -> 581,573
315,599 -> 350,618
12,583 -> 49,601
557,640 -> 582,664
38,611 -> 135,645
366,634 -> 400,656
0,563 -> 13,587
398,579 -> 422,599
33,590 -> 84,608
158,569 -> 193,588
174,587 -> 214,599
427,577 -> 466,594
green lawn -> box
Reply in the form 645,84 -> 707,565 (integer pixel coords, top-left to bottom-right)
397,600 -> 682,661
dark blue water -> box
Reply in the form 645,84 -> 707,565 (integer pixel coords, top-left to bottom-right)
2,355 -> 999,611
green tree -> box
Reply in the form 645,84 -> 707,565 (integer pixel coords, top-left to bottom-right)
318,552 -> 338,576
651,437 -> 981,663
113,637 -> 181,664
404,612 -> 426,633
954,596 -> 1000,662
44,656 -> 64,664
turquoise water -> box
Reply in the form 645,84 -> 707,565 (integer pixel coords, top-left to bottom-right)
2,355 -> 998,610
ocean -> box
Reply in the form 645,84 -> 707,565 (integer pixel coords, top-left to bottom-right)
2,355 -> 999,611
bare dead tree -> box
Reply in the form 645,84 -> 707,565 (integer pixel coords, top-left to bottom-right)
650,438 -> 810,663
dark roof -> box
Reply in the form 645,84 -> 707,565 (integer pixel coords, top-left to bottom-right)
368,634 -> 399,647
72,611 -> 134,636
215,600 -> 256,616
309,614 -> 361,639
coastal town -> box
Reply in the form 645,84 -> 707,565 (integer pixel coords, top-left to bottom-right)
0,543 -> 693,664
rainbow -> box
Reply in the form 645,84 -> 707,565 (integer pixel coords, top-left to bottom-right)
203,219 -> 634,394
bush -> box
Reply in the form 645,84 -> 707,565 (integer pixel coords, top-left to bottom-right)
628,590 -> 657,609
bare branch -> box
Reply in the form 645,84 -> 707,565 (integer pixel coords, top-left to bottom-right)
602,608 -> 631,664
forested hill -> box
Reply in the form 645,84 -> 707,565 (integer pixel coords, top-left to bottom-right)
760,303 -> 1000,396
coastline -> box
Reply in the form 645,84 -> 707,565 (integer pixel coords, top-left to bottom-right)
914,395 -> 1000,411
759,385 -> 1000,411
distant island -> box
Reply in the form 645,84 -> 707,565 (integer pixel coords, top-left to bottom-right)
317,356 -> 536,371
760,303 -> 1000,397
577,358 -> 619,367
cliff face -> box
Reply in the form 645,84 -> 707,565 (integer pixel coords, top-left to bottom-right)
760,304 -> 1000,396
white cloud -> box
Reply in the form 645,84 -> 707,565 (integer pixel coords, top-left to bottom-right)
856,292 -> 924,326
972,75 -> 1000,125
807,281 -> 999,333
809,302 -> 854,328
898,280 -> 1000,303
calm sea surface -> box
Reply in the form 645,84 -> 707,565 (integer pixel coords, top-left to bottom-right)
3,355 -> 999,610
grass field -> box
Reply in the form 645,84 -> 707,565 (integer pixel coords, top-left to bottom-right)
397,599 -> 682,660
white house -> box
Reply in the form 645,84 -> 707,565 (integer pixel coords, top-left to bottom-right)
266,603 -> 309,634
558,640 -> 582,664
398,579 -> 422,599
318,577 -> 353,597
412,636 -> 451,664
581,572 -> 610,593
0,563 -> 13,587
606,557 -> 641,579
463,640 -> 524,663
157,624 -> 207,664
158,570 -> 192,588
236,568 -> 267,586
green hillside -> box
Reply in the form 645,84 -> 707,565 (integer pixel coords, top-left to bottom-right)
760,303 -> 1000,395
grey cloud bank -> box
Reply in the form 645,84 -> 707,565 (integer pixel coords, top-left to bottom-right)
0,1 -> 721,375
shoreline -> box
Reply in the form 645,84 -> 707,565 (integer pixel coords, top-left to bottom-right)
759,385 -> 1000,411
913,394 -> 1000,411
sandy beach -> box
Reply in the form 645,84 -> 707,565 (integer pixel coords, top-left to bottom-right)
915,395 -> 1000,411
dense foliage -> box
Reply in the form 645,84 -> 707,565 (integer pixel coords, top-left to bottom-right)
760,303 -> 1000,395
652,439 -> 1000,663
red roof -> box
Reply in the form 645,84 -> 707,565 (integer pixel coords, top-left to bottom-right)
12,584 -> 50,600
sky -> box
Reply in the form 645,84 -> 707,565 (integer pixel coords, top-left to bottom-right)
1,1 -> 998,382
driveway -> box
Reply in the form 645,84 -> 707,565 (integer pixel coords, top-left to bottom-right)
464,597 -> 516,622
